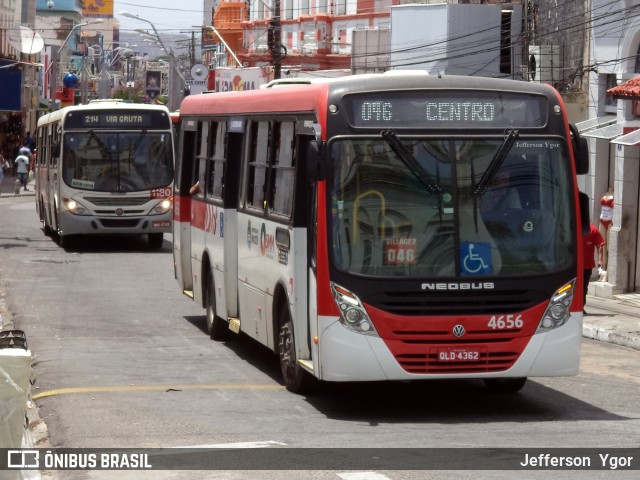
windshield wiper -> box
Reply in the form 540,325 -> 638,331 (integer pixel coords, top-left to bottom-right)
88,130 -> 110,155
381,129 -> 442,195
473,128 -> 519,196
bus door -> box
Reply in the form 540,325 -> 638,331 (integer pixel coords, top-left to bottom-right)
237,120 -> 271,346
50,128 -> 61,232
174,124 -> 197,292
219,119 -> 244,321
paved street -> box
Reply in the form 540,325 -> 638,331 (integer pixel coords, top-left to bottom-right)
1,193 -> 639,480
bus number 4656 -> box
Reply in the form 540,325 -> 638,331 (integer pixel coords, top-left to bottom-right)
488,314 -> 523,330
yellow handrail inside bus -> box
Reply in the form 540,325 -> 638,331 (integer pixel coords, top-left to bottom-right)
353,190 -> 386,242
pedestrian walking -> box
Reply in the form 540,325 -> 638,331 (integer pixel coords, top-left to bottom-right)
583,223 -> 605,314
1,154 -> 10,177
14,151 -> 30,191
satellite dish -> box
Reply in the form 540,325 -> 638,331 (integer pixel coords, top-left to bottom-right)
8,26 -> 44,54
191,63 -> 208,81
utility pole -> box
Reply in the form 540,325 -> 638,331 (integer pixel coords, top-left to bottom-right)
180,30 -> 197,67
270,0 -> 282,79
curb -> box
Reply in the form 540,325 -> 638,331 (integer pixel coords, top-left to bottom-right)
582,323 -> 640,351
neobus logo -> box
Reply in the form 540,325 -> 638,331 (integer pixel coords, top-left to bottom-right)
421,282 -> 495,291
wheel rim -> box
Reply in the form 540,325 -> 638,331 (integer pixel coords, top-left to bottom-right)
206,276 -> 214,333
279,322 -> 294,377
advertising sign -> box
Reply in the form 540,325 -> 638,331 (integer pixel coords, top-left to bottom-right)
213,67 -> 268,93
56,87 -> 75,108
145,71 -> 162,99
83,0 -> 114,17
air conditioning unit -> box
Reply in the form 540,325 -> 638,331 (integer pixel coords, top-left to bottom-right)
528,45 -> 559,83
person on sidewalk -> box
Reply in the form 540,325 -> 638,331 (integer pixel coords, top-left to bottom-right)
583,223 -> 606,314
14,151 -> 30,191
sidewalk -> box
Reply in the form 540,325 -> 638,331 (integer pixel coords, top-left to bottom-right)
0,173 -> 36,197
583,291 -> 640,351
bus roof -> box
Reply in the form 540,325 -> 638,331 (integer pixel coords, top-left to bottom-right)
37,101 -> 171,127
179,81 -> 331,117
178,74 -> 559,118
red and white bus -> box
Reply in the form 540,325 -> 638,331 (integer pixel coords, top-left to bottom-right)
35,100 -> 174,248
173,73 -> 589,393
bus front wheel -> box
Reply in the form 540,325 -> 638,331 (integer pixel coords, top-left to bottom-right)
278,312 -> 314,393
148,233 -> 164,248
205,269 -> 228,340
484,377 -> 527,393
41,204 -> 52,236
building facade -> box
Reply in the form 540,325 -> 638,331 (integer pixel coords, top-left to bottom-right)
581,0 -> 640,296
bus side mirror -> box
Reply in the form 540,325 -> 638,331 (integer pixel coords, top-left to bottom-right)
307,140 -> 326,181
579,191 -> 590,236
569,123 -> 589,175
575,137 -> 589,175
52,141 -> 61,158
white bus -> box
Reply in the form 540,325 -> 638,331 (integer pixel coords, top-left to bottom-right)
35,100 -> 174,248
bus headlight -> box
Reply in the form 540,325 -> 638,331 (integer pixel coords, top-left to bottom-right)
63,197 -> 89,215
330,282 -> 378,336
536,280 -> 575,333
152,197 -> 173,214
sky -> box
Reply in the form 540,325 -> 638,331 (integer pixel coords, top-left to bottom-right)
114,0 -> 206,36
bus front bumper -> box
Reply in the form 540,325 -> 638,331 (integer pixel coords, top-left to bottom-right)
59,210 -> 172,236
316,314 -> 582,382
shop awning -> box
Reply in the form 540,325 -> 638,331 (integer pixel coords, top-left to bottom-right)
575,115 -> 617,133
611,128 -> 640,146
581,122 -> 628,140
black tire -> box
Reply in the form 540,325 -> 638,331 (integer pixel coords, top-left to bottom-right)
41,204 -> 52,236
58,234 -> 76,249
278,312 -> 314,393
148,233 -> 164,248
206,269 -> 228,340
484,377 -> 527,393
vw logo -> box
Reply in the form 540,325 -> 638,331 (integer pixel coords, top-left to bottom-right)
116,208 -> 124,216
452,324 -> 465,337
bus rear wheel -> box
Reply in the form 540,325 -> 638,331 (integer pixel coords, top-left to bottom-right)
278,312 -> 314,393
205,269 -> 227,340
484,377 -> 527,393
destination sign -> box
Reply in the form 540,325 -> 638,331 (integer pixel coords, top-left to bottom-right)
64,110 -> 170,129
345,91 -> 548,129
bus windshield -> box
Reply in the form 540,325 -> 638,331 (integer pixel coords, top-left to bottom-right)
62,131 -> 173,193
329,136 -> 575,278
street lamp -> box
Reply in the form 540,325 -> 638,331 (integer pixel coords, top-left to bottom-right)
201,25 -> 243,68
120,11 -> 185,111
46,19 -> 105,110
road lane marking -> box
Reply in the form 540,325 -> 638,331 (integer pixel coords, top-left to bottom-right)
175,441 -> 288,449
32,384 -> 285,399
338,473 -> 393,480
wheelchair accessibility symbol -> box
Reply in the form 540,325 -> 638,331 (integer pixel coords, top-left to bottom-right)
460,242 -> 492,275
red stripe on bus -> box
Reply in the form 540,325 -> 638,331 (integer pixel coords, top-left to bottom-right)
173,195 -> 192,223
316,181 -> 339,316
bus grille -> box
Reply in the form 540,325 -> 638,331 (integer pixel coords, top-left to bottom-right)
360,289 -> 546,374
99,219 -> 141,228
95,209 -> 146,215
84,197 -> 150,207
363,289 -> 544,316
396,351 -> 521,374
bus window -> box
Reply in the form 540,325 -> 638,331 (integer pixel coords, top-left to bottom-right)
206,121 -> 227,201
247,121 -> 270,211
270,121 -> 295,218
